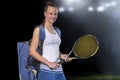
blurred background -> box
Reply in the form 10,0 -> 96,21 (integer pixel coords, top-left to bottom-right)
7,0 -> 120,80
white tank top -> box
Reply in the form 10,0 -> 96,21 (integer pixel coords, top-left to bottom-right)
40,27 -> 63,71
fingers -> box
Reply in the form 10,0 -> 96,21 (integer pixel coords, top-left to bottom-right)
61,54 -> 69,60
65,57 -> 72,62
60,54 -> 72,63
48,62 -> 60,69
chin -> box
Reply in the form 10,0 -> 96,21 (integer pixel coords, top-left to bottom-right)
50,21 -> 56,23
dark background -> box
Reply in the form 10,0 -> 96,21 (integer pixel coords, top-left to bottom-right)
4,0 -> 120,79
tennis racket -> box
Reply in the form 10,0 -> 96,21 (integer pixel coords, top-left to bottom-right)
59,34 -> 99,64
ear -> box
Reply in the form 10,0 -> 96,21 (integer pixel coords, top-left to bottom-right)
44,12 -> 46,17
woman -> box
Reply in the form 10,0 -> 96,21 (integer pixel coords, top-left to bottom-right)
29,1 -> 71,80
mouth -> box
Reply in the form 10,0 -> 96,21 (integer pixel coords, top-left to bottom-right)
51,18 -> 56,21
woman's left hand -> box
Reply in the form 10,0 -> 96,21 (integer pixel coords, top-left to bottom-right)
60,54 -> 72,62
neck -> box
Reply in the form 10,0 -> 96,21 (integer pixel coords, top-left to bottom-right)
44,21 -> 53,28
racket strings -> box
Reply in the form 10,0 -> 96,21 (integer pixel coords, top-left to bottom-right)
73,35 -> 99,58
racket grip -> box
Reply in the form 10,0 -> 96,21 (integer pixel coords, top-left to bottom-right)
58,59 -> 65,64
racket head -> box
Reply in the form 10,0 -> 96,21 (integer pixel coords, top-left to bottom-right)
73,34 -> 99,59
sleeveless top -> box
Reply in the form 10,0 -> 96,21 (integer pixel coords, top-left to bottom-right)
40,27 -> 63,72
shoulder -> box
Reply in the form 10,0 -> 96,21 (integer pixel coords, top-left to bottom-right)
33,25 -> 40,34
54,26 -> 60,30
33,24 -> 45,33
54,26 -> 61,37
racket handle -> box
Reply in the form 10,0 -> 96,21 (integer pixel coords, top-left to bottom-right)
58,57 -> 74,64
71,57 -> 79,59
58,59 -> 65,64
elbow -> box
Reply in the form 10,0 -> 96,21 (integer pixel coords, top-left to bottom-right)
29,47 -> 35,56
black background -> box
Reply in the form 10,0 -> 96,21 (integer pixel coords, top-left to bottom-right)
3,0 -> 120,79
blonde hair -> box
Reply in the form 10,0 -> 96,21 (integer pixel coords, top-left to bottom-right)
44,1 -> 58,12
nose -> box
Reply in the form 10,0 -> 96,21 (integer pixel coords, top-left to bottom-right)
52,14 -> 56,18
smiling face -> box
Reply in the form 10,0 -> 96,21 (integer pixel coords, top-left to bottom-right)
44,6 -> 58,24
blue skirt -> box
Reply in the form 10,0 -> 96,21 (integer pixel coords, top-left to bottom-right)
37,69 -> 66,80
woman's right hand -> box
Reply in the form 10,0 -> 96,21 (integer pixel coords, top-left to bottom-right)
47,62 -> 60,69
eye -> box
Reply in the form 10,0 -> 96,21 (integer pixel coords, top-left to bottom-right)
54,13 -> 58,16
54,13 -> 57,15
50,13 -> 52,15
